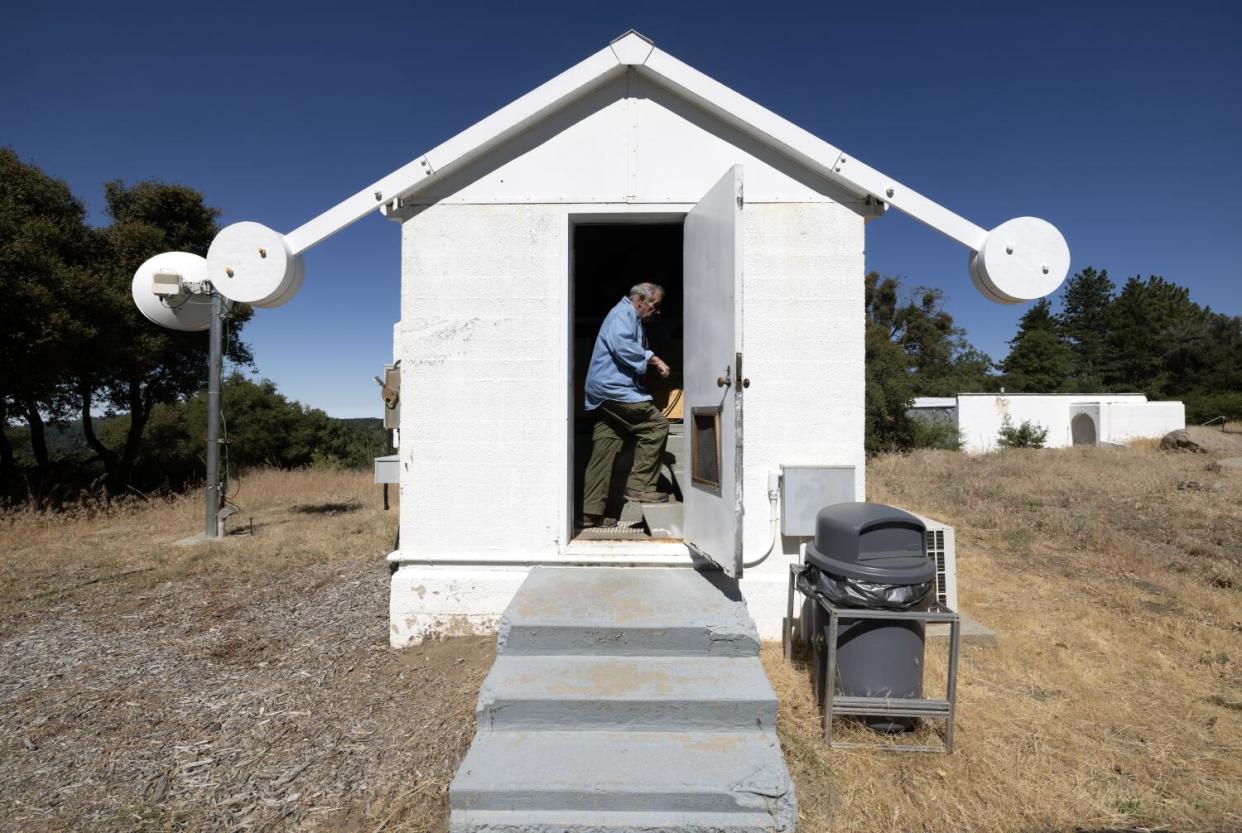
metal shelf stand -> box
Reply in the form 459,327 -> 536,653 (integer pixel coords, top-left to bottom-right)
784,563 -> 961,753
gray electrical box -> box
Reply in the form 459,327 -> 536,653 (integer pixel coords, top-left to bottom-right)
780,465 -> 856,536
374,454 -> 400,484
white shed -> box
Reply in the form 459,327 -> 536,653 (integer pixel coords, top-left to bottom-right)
136,32 -> 1070,645
913,393 -> 1186,453
373,32 -> 1069,645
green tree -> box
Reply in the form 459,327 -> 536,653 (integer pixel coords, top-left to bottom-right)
866,273 -> 994,396
1057,267 -> 1115,390
864,272 -> 995,452
0,148 -> 92,484
996,414 -> 1049,449
865,319 -> 916,453
115,376 -> 387,489
1103,276 -> 1202,396
73,181 -> 253,490
1000,299 -> 1074,392
1160,311 -> 1242,421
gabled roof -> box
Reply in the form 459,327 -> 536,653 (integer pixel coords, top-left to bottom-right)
284,31 -> 985,254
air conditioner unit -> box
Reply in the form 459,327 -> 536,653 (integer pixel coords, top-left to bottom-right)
913,513 -> 957,612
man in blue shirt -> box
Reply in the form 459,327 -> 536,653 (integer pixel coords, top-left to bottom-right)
581,282 -> 672,527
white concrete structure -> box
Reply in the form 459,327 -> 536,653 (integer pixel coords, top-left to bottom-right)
378,34 -> 1064,647
912,394 -> 1185,454
128,31 -> 1070,647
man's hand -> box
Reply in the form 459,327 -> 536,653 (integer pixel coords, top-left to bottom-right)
650,356 -> 671,379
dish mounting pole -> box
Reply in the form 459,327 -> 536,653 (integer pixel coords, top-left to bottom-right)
205,289 -> 224,538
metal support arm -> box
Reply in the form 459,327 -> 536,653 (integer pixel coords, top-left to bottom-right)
201,33 -> 1069,309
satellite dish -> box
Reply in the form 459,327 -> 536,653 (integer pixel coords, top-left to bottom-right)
968,217 -> 1069,304
131,252 -> 214,331
206,221 -> 304,307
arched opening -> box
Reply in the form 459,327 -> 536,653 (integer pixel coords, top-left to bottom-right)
1071,413 -> 1097,446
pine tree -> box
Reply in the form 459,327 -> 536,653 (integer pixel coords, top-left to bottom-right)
1103,276 -> 1201,395
1000,299 -> 1074,392
1057,267 -> 1114,390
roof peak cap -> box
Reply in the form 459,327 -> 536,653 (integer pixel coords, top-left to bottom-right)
610,30 -> 655,66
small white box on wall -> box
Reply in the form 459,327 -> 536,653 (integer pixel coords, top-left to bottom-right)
779,465 -> 856,537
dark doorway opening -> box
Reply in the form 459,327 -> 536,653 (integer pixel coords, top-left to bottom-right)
570,222 -> 684,541
1071,413 -> 1097,446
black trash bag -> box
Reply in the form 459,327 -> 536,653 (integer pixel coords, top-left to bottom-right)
797,564 -> 932,611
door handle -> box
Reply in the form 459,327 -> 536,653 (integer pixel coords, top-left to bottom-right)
716,366 -> 732,388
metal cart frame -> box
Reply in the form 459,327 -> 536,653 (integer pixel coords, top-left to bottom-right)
783,563 -> 961,753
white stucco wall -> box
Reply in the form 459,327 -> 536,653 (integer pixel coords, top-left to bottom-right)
389,200 -> 864,643
1106,401 -> 1185,444
387,68 -> 867,646
955,394 -> 1184,453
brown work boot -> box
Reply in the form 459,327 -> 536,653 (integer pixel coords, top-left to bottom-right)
624,489 -> 670,504
579,513 -> 618,528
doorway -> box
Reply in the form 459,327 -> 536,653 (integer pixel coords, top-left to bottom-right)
1071,412 -> 1097,446
570,221 -> 684,542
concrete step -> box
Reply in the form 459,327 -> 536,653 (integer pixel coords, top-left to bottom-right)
478,655 -> 777,731
451,809 -> 787,832
497,568 -> 758,657
449,730 -> 795,820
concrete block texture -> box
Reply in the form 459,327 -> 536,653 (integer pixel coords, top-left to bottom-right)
497,567 -> 760,657
450,566 -> 797,832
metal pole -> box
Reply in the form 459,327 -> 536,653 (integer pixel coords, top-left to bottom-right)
205,289 -> 224,538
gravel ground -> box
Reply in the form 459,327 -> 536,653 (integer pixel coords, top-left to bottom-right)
0,559 -> 492,833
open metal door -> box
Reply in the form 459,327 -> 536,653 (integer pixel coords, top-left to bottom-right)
682,165 -> 744,577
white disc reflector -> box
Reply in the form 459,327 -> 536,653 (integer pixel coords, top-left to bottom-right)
131,252 -> 213,331
968,248 -> 1019,305
206,222 -> 302,307
261,250 -> 304,308
969,217 -> 1069,304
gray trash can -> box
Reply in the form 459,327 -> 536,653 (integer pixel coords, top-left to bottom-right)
802,502 -> 935,731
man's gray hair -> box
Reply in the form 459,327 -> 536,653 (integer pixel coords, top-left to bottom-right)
628,282 -> 665,301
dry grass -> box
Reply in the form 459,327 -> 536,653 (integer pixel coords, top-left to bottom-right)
0,468 -> 496,833
3,442 -> 1241,832
766,436 -> 1242,833
0,467 -> 396,625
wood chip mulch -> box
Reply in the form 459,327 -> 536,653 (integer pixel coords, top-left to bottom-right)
0,560 -> 493,833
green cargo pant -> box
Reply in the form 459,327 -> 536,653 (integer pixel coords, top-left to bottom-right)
582,400 -> 670,516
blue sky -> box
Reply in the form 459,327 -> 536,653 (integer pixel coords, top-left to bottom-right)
4,1 -> 1238,417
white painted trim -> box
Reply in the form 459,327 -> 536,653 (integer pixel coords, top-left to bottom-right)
640,48 -> 985,248
284,32 -> 989,255
286,45 -> 625,253
387,550 -> 694,566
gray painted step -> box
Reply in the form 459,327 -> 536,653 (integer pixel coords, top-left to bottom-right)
497,568 -> 758,657
451,567 -> 796,833
451,808 -> 786,833
450,730 -> 794,818
478,655 -> 777,731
